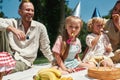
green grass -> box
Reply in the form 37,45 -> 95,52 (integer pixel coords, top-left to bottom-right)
33,56 -> 49,64
34,53 -> 83,64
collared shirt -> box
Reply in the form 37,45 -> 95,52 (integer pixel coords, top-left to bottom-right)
0,18 -> 53,66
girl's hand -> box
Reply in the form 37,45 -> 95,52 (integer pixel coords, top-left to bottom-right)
105,44 -> 113,53
65,68 -> 75,73
102,58 -> 114,67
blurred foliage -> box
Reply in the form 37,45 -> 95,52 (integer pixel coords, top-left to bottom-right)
79,22 -> 88,52
31,0 -> 72,47
33,56 -> 49,64
30,0 -> 72,57
29,0 -> 104,57
0,12 -> 5,17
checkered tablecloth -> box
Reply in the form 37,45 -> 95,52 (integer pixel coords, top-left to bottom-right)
0,51 -> 16,72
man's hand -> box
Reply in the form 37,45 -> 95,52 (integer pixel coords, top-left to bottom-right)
7,26 -> 26,40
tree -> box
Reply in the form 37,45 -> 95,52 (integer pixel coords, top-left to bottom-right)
0,12 -> 4,17
31,0 -> 71,47
30,0 -> 72,57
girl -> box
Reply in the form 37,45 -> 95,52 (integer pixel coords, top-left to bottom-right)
52,16 -> 95,74
82,17 -> 114,67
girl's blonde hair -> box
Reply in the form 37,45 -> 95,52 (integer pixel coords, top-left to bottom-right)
87,17 -> 106,32
65,16 -> 83,28
60,16 -> 83,61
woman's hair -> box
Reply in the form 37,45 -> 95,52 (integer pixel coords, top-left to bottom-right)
60,16 -> 83,61
110,0 -> 120,18
87,17 -> 106,32
19,0 -> 31,9
112,0 -> 120,11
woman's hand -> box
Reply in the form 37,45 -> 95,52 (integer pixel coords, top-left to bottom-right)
112,14 -> 120,31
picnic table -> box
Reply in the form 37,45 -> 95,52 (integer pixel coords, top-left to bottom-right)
3,63 -> 120,80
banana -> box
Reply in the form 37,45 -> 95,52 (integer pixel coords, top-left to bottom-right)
38,68 -> 61,78
60,77 -> 73,80
35,68 -> 73,80
60,77 -> 67,80
39,71 -> 60,80
48,68 -> 61,78
39,74 -> 49,80
33,74 -> 40,80
67,77 -> 73,80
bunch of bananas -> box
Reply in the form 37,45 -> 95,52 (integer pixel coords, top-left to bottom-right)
33,67 -> 73,80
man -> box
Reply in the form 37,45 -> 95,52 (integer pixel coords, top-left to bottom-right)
0,0 -> 54,73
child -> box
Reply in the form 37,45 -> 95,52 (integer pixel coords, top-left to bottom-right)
82,17 -> 114,67
52,16 -> 95,74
